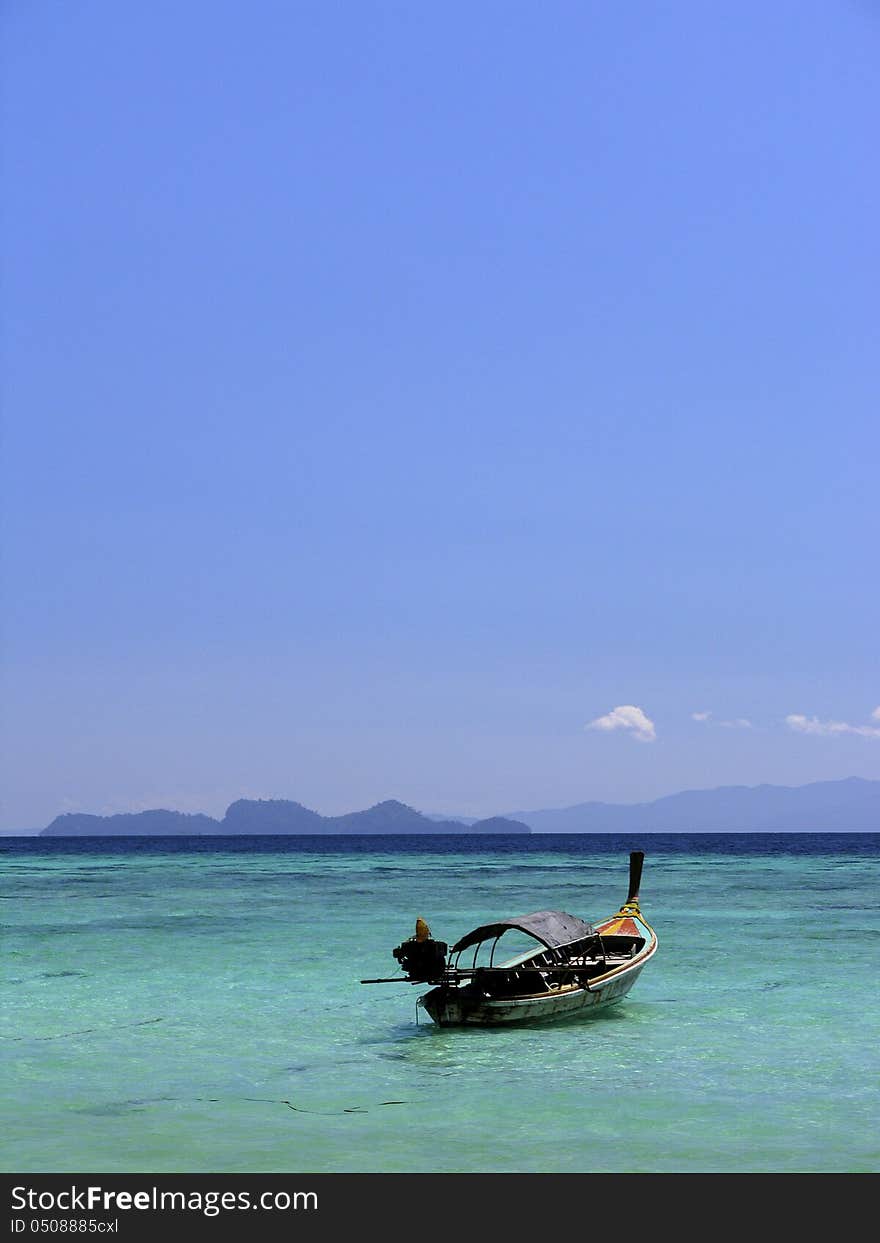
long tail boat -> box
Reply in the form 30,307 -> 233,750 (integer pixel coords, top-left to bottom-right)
361,851 -> 657,1026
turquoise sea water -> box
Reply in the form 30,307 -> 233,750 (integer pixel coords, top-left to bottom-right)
1,833 -> 878,1174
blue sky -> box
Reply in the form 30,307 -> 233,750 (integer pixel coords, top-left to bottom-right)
2,1 -> 878,830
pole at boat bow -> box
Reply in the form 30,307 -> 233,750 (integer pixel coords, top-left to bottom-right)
626,850 -> 644,909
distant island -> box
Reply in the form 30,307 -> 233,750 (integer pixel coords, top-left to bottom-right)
33,777 -> 880,836
503,776 -> 880,833
40,799 -> 531,837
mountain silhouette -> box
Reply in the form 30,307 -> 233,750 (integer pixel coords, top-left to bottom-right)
37,777 -> 880,835
505,777 -> 880,832
40,798 -> 530,836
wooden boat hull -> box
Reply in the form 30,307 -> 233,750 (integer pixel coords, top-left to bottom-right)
420,962 -> 647,1026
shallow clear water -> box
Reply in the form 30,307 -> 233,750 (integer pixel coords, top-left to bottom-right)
1,833 -> 878,1173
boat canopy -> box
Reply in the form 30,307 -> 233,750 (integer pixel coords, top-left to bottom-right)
451,910 -> 596,955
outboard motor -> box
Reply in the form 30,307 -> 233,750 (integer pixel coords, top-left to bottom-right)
392,918 -> 448,982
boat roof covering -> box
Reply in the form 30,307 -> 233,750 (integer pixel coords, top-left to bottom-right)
451,910 -> 597,955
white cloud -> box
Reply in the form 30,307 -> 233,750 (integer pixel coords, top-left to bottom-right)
692,711 -> 751,728
588,705 -> 656,743
786,710 -> 880,739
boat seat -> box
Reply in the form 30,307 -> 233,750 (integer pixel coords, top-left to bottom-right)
515,969 -> 548,992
